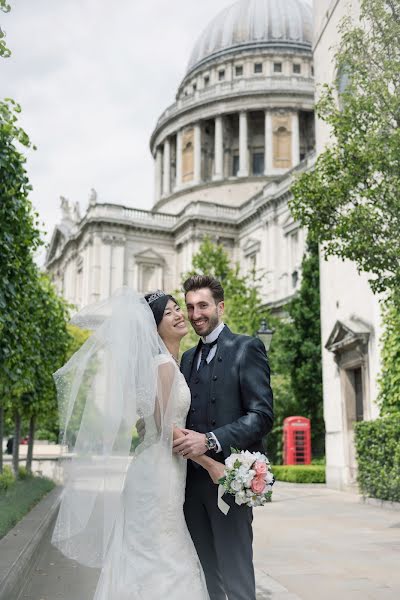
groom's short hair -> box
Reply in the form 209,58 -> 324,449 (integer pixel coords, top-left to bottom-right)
183,275 -> 224,304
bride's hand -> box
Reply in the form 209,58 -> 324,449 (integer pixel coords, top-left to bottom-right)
209,462 -> 226,485
173,427 -> 187,441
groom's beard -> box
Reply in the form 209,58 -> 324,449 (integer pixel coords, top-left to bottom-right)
190,310 -> 219,337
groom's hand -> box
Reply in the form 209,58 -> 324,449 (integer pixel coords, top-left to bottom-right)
173,429 -> 207,459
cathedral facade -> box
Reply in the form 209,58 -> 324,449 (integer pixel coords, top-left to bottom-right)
46,0 -> 314,314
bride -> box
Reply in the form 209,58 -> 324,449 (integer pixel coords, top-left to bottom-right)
52,288 -> 224,600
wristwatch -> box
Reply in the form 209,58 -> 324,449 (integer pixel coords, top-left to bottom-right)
205,432 -> 218,451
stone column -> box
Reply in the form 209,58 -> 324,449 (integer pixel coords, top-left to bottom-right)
111,242 -> 125,293
238,111 -> 249,177
100,238 -> 112,299
91,236 -> 101,302
264,110 -> 273,175
194,123 -> 202,184
292,110 -> 300,167
154,147 -> 163,203
213,115 -> 224,181
176,130 -> 182,189
162,138 -> 171,196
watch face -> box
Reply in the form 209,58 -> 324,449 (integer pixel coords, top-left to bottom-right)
207,435 -> 216,450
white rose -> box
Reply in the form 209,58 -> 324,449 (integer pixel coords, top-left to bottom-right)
230,479 -> 242,492
236,465 -> 250,480
241,451 -> 256,468
235,491 -> 247,505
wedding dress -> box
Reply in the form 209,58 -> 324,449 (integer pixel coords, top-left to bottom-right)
51,289 -> 209,600
93,359 -> 209,600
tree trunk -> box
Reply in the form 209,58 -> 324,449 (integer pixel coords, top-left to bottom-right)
26,414 -> 35,474
0,404 -> 3,474
12,412 -> 21,476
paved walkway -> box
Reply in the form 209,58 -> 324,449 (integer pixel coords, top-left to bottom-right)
20,482 -> 400,600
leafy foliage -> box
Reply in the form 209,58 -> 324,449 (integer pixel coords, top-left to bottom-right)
0,96 -> 44,472
271,464 -> 326,484
290,0 -> 400,296
0,26 -> 71,471
355,414 -> 400,502
378,297 -> 400,414
273,239 -> 324,456
0,1 -> 11,59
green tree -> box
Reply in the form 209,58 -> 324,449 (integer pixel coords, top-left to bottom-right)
20,275 -> 71,473
0,97 -> 42,473
290,0 -> 400,297
0,4 -> 71,473
276,239 -> 324,456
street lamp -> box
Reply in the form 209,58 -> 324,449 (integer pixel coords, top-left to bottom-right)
256,318 -> 274,352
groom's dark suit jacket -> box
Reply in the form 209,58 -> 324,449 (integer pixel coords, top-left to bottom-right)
180,325 -> 273,459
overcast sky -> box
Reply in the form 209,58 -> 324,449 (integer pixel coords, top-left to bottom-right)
1,0 -> 233,257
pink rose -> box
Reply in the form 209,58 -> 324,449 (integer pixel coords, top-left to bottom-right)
251,475 -> 266,494
254,461 -> 267,476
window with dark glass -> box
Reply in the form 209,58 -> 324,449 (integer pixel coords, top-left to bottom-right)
273,62 -> 282,73
218,69 -> 225,81
193,83 -> 197,92
252,152 -> 264,175
204,76 -> 210,86
254,63 -> 263,74
293,64 -> 301,74
235,65 -> 243,76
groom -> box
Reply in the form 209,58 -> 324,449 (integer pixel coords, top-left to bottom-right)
173,275 -> 274,600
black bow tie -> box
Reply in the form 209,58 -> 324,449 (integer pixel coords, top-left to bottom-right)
198,338 -> 218,370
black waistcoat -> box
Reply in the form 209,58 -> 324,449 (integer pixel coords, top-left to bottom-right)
186,352 -> 215,433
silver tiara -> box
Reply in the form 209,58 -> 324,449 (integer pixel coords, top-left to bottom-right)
147,290 -> 166,305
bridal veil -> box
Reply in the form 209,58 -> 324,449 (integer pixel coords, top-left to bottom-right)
51,287 -> 179,568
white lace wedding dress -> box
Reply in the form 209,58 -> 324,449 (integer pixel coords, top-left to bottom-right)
93,365 -> 210,600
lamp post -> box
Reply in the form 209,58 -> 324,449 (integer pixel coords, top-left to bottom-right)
256,318 -> 274,352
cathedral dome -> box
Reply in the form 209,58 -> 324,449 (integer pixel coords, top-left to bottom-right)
187,0 -> 312,74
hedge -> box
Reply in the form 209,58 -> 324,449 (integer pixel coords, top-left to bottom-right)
272,465 -> 325,483
355,414 -> 400,502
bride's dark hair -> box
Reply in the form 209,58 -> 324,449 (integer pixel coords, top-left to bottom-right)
144,290 -> 178,327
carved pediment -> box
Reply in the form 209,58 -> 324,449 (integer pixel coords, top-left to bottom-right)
134,248 -> 166,266
325,318 -> 371,355
243,238 -> 261,257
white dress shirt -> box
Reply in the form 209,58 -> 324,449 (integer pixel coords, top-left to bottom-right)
196,321 -> 225,453
196,321 -> 225,369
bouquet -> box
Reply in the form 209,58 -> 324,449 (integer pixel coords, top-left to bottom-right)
218,449 -> 275,509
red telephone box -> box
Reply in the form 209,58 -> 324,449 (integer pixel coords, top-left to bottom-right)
283,416 -> 311,465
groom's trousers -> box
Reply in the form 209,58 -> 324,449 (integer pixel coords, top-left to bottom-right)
184,463 -> 256,600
